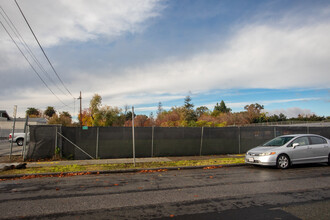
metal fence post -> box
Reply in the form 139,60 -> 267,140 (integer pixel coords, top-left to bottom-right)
199,127 -> 204,156
274,127 -> 277,138
22,115 -> 29,158
306,126 -> 309,134
55,126 -> 58,157
151,126 -> 154,157
10,105 -> 17,160
59,126 -> 62,158
132,106 -> 136,167
96,127 -> 99,159
238,126 -> 241,154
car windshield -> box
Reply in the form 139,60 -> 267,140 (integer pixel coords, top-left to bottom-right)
263,136 -> 294,147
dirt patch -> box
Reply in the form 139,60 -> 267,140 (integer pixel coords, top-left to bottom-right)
0,156 -> 66,163
0,156 -> 24,163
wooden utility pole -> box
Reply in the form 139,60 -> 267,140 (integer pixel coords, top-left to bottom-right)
78,91 -> 82,126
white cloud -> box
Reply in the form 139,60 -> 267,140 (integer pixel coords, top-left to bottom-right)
264,107 -> 314,118
74,10 -> 330,101
109,22 -> 330,94
1,2 -> 330,117
0,0 -> 165,71
199,98 -> 319,113
1,0 -> 164,46
0,0 -> 166,116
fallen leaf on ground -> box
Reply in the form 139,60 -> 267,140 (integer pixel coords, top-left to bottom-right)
0,172 -> 99,182
138,169 -> 168,173
203,166 -> 222,170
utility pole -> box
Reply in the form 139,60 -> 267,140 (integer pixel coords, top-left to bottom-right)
10,105 -> 17,160
132,106 -> 136,167
78,91 -> 82,126
73,98 -> 76,120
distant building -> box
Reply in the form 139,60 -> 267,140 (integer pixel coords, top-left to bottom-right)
0,110 -> 10,121
0,110 -> 47,138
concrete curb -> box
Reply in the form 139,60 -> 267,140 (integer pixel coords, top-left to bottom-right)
0,163 -> 248,180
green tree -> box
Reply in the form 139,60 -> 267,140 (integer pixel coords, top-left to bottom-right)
48,111 -> 72,126
125,111 -> 136,121
196,106 -> 209,118
279,113 -> 287,121
61,111 -> 71,118
103,106 -> 124,126
90,94 -> 102,126
157,102 -> 163,115
44,106 -> 56,118
26,107 -> 41,117
184,96 -> 194,110
244,103 -> 264,123
183,96 -> 197,122
214,100 -> 231,113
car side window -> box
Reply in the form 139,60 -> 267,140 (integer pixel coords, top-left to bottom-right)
310,136 -> 326,145
292,137 -> 309,146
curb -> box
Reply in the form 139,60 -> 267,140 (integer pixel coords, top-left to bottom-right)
0,163 -> 248,180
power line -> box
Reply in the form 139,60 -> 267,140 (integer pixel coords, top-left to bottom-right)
0,6 -> 68,96
0,20 -> 70,108
14,0 -> 75,99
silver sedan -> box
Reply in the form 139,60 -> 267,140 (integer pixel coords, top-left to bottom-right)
245,134 -> 330,169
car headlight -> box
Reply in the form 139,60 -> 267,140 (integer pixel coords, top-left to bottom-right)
259,152 -> 276,156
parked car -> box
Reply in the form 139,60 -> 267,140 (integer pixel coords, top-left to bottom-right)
245,134 -> 330,169
9,132 -> 30,146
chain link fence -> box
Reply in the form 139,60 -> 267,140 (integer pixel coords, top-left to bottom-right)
25,125 -> 330,160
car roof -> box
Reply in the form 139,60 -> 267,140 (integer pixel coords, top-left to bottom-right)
279,134 -> 325,138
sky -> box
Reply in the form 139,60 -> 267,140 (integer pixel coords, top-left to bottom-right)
0,0 -> 329,119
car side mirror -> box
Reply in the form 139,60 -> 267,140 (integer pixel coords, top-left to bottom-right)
292,143 -> 299,149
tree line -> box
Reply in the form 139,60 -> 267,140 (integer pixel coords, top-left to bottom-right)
25,94 -> 328,127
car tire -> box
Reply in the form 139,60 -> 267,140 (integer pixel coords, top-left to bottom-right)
328,154 -> 330,166
16,138 -> 23,146
277,154 -> 290,169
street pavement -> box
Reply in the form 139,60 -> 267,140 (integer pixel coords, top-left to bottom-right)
0,163 -> 329,219
0,140 -> 22,156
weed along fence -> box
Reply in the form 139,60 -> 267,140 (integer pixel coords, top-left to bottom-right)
25,125 -> 330,160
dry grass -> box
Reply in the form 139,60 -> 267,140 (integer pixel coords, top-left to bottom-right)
0,157 -> 244,175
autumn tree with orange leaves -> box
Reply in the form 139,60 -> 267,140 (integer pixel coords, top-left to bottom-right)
74,94 -> 320,128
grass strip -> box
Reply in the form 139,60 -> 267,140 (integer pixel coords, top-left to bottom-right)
0,157 -> 245,176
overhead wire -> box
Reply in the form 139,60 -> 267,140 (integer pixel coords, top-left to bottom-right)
0,6 -> 68,96
14,0 -> 75,99
0,20 -> 70,108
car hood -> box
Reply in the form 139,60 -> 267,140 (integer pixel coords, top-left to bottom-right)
248,146 -> 280,153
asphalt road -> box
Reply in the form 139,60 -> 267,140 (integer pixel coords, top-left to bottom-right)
0,164 -> 329,219
0,140 -> 22,156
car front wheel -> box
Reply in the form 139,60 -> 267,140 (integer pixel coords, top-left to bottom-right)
277,154 -> 290,169
16,138 -> 23,146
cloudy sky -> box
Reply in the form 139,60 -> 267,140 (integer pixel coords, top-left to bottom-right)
0,0 -> 329,119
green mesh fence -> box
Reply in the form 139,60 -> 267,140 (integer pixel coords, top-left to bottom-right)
27,125 -> 330,160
